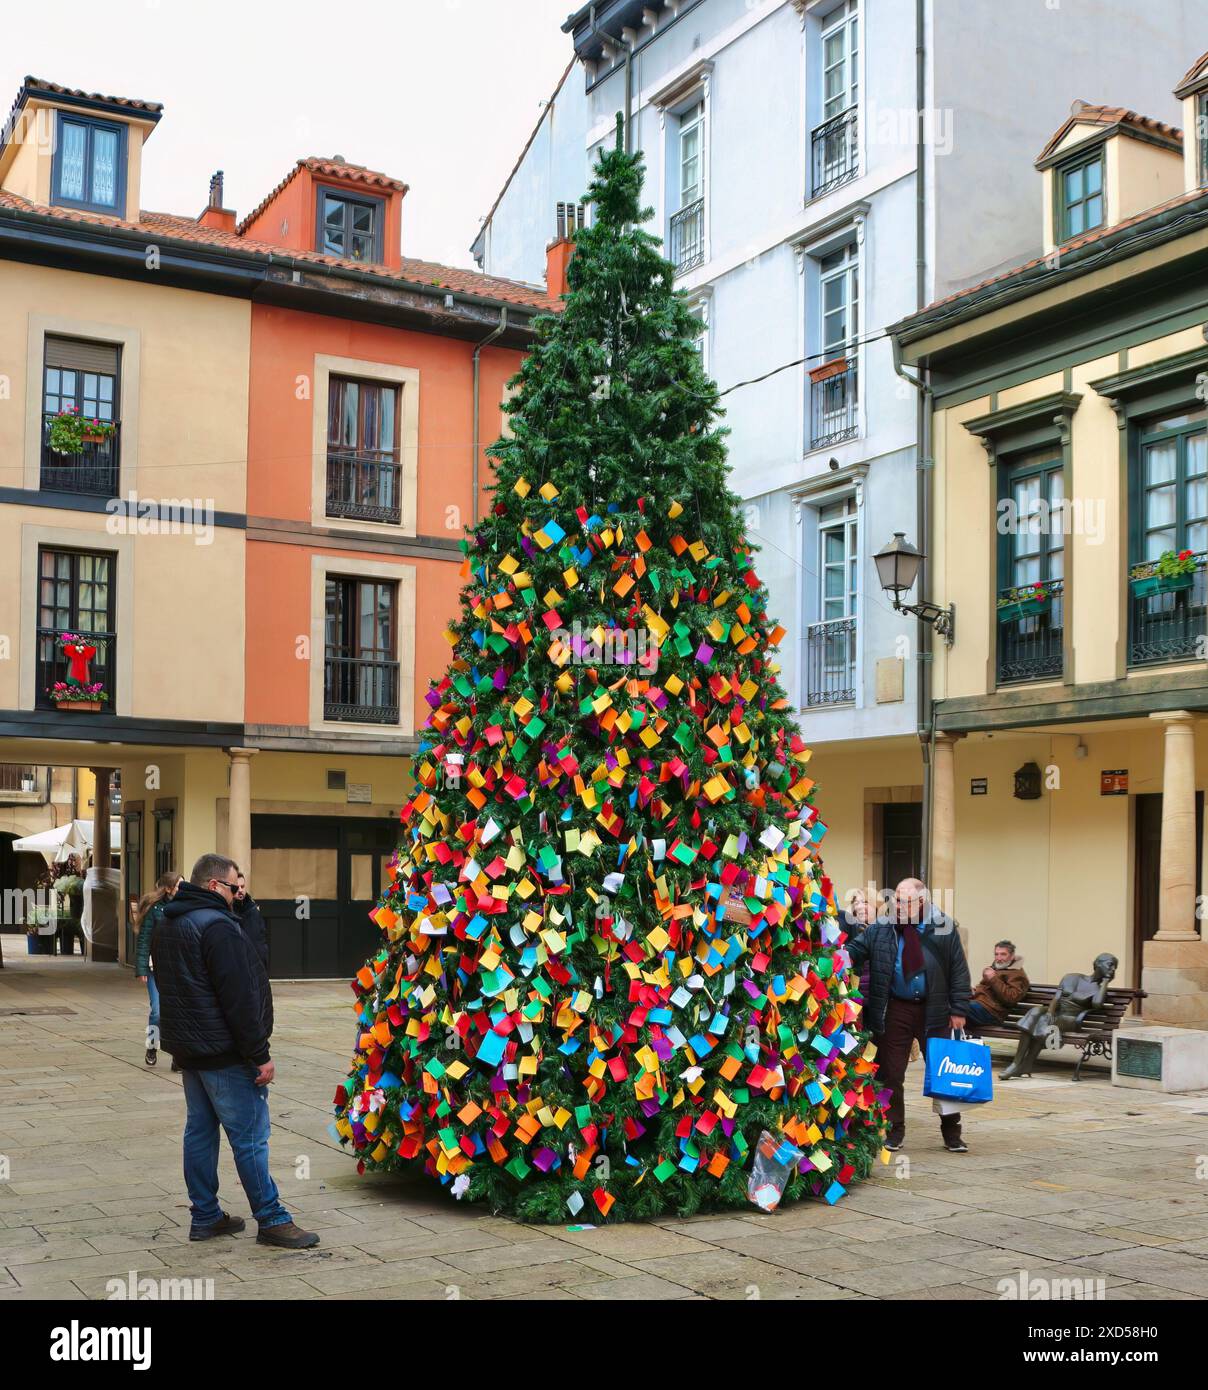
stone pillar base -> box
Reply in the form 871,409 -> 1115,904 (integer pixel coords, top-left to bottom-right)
84,868 -> 121,965
1140,937 -> 1208,1030
1113,1023 -> 1208,1091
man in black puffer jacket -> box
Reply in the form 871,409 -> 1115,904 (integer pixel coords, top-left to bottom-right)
848,878 -> 973,1155
153,853 -> 317,1249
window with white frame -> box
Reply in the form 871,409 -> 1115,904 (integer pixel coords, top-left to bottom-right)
805,496 -> 858,705
812,0 -> 859,196
822,1 -> 859,121
669,100 -> 706,274
819,497 -> 858,622
810,242 -> 859,448
686,298 -> 708,371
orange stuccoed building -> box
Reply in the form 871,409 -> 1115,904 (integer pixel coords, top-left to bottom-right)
0,78 -> 560,976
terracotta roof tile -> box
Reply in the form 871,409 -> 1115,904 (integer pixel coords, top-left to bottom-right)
1035,103 -> 1181,165
1175,50 -> 1208,96
915,185 -> 1208,319
21,75 -> 164,116
237,157 -> 410,235
0,189 -> 560,312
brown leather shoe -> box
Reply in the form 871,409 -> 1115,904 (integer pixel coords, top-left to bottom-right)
256,1221 -> 319,1249
189,1212 -> 246,1241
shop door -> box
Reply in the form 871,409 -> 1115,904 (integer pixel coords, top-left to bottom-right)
250,814 -> 398,979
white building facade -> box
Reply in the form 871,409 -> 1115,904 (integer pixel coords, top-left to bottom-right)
472,0 -> 1202,899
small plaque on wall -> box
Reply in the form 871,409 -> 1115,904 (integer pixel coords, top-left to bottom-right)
347,783 -> 372,804
970,777 -> 987,795
1116,1037 -> 1162,1080
1100,769 -> 1128,796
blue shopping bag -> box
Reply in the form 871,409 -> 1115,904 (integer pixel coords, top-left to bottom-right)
923,1031 -> 993,1105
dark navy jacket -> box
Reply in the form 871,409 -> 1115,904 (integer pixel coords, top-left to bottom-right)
848,908 -> 972,1037
152,881 -> 273,1069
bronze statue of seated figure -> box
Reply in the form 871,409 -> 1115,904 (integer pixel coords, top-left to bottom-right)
1000,953 -> 1118,1079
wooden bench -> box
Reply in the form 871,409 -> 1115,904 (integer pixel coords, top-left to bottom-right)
969,985 -> 1146,1080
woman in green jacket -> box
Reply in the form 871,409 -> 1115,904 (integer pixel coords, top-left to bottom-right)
134,871 -> 181,1066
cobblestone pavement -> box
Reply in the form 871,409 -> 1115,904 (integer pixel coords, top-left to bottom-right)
2,954 -> 1207,1301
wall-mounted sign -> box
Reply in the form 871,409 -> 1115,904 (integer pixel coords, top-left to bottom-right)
970,778 -> 987,795
347,783 -> 372,804
1100,769 -> 1128,796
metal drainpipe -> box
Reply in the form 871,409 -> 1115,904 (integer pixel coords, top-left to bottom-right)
914,0 -> 933,880
471,307 -> 508,525
624,33 -> 634,153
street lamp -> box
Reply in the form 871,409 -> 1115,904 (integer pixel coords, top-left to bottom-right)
874,532 -> 955,645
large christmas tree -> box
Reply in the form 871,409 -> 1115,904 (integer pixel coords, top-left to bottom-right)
332,124 -> 886,1222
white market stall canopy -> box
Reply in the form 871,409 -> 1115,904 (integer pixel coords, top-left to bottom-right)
11,819 -> 122,864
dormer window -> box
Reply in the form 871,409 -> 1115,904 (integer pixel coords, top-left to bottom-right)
317,187 -> 382,262
1056,148 -> 1104,240
52,113 -> 126,214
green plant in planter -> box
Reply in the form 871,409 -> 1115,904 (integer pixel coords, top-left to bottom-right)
48,408 -> 116,455
996,582 -> 1051,623
1131,549 -> 1198,597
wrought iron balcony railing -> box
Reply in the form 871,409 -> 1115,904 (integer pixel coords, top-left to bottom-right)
996,579 -> 1064,685
36,628 -> 116,710
324,655 -> 400,724
0,764 -> 44,798
804,615 -> 857,706
41,415 -> 121,497
810,360 -> 858,449
1128,553 -> 1207,667
669,197 -> 705,275
811,106 -> 858,198
326,448 -> 402,524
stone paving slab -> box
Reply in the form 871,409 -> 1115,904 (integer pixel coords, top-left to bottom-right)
2,954 -> 1207,1301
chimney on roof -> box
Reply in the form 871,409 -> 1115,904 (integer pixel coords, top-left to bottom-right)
545,201 -> 583,299
199,168 -> 237,233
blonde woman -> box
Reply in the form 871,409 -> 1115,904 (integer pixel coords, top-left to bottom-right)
134,871 -> 182,1066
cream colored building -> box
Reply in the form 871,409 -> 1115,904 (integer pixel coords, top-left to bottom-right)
891,54 -> 1208,1026
0,77 -> 548,975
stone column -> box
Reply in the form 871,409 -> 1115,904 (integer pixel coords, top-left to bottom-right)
1149,711 -> 1199,942
226,748 -> 258,878
86,767 -> 118,963
929,732 -> 961,918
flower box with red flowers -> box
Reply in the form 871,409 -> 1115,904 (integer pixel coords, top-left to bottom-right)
996,583 -> 1051,624
1130,549 -> 1198,598
48,407 -> 116,455
47,679 -> 108,712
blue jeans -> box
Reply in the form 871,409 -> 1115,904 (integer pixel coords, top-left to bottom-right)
965,999 -> 998,1028
145,973 -> 160,1045
181,1063 -> 292,1232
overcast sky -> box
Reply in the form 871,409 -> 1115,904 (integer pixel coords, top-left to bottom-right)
4,0 -> 576,272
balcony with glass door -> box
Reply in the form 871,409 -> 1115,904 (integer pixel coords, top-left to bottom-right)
996,457 -> 1065,686
670,100 -> 705,275
41,340 -> 120,497
806,499 -> 857,705
1129,409 -> 1208,666
326,377 -> 402,524
810,245 -> 859,450
323,576 -> 400,723
811,1 -> 859,197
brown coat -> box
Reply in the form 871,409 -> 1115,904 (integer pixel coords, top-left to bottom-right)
970,961 -> 1030,1021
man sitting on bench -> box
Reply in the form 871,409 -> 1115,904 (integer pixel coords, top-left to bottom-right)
964,940 -> 1029,1031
